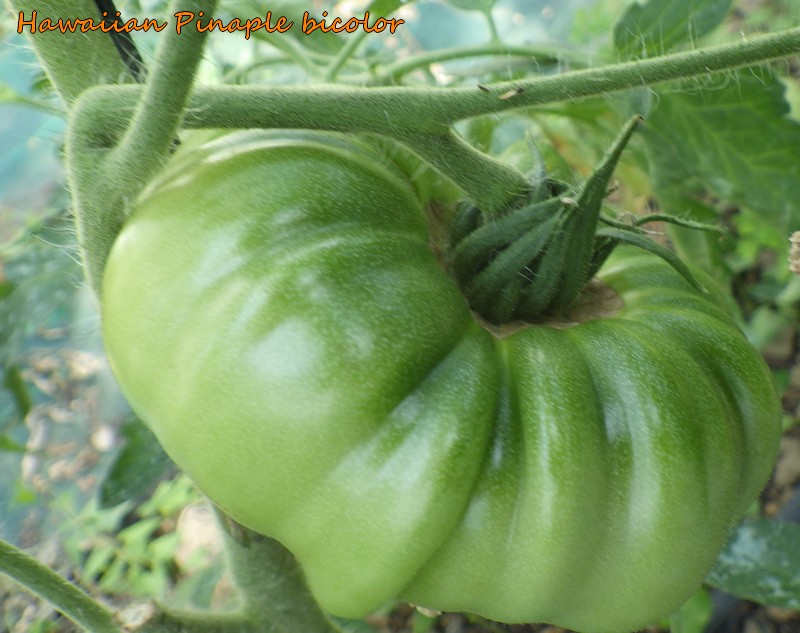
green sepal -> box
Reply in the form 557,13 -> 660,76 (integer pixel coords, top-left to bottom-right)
599,212 -> 725,234
466,215 -> 560,319
446,115 -> 715,325
516,224 -> 570,316
450,202 -> 483,246
632,214 -> 725,232
451,197 -> 563,284
595,227 -> 705,292
547,115 -> 642,308
586,234 -> 617,280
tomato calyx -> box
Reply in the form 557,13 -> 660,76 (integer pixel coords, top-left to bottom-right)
448,115 -> 715,325
473,277 -> 625,338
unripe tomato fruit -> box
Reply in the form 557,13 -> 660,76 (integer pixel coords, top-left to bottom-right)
102,131 -> 781,633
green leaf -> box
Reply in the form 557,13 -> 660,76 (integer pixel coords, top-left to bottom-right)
3,365 -> 32,420
643,71 -> 800,232
0,281 -> 14,301
98,417 -> 175,509
0,434 -> 27,453
614,0 -> 732,59
707,519 -> 800,609
81,545 -> 117,582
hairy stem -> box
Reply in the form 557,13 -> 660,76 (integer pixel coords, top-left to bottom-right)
0,539 -> 121,633
8,0 -> 130,103
75,25 -> 800,138
105,0 -> 219,198
67,23 -> 800,287
217,513 -> 344,633
68,0 -> 218,294
70,24 -> 800,217
398,130 -> 528,212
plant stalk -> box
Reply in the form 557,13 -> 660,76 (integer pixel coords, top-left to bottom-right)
325,31 -> 369,81
69,24 -> 800,217
0,539 -> 121,633
216,512 -> 344,633
67,0 -> 218,294
105,0 -> 219,199
73,25 -> 800,138
136,608 -> 258,633
398,130 -> 528,212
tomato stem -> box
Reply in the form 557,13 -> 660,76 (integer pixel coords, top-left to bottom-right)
67,0 -> 218,294
70,25 -> 800,136
104,0 -> 219,198
135,609 -> 258,633
217,512 -> 346,633
324,30 -> 370,82
53,14 -> 800,292
67,25 -> 800,228
0,538 -> 121,633
397,130 -> 529,213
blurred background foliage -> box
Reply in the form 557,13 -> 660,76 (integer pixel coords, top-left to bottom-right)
1,0 -> 800,632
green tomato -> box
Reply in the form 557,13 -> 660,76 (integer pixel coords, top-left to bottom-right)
102,131 -> 781,633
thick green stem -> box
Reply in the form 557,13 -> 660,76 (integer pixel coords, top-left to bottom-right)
217,513 -> 343,633
398,131 -> 528,212
7,0 -> 130,104
68,0 -> 218,294
69,24 -> 800,218
73,25 -> 800,137
0,539 -> 121,633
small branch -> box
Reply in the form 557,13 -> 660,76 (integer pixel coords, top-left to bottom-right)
0,539 -> 121,633
452,25 -> 800,119
253,33 -> 323,79
483,10 -> 501,44
325,32 -> 369,81
106,0 -> 220,199
367,43 -> 575,85
397,130 -> 528,213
